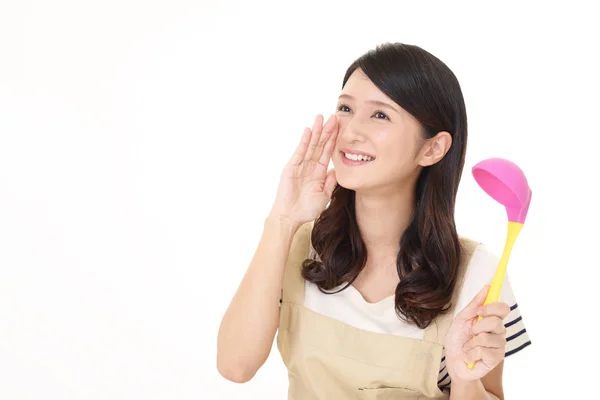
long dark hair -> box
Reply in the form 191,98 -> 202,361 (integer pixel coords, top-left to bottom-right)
301,43 -> 468,329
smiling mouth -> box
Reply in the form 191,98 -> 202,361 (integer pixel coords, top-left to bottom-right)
342,151 -> 375,162
340,151 -> 376,166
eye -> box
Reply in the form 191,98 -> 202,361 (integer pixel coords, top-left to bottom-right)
337,104 -> 352,113
374,111 -> 389,120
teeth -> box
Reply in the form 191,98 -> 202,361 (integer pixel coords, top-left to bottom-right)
344,152 -> 373,162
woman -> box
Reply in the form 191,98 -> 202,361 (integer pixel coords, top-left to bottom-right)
217,42 -> 531,399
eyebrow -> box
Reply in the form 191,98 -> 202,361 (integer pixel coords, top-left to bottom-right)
338,94 -> 400,114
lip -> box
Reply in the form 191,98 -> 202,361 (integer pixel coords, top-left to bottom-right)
339,148 -> 376,158
339,148 -> 376,166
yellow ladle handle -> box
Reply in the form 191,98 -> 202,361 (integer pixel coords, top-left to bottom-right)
466,221 -> 523,369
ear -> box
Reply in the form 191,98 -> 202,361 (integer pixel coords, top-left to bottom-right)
418,131 -> 452,167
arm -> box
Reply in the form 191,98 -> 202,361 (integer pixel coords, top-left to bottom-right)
216,214 -> 300,383
217,113 -> 339,383
450,361 -> 504,400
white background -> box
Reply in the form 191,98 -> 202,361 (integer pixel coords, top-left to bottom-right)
1,1 -> 598,399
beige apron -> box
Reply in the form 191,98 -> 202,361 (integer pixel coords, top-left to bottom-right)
277,222 -> 479,399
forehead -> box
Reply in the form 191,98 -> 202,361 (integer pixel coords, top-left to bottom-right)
340,69 -> 394,103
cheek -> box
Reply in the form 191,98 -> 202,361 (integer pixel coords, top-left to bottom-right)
372,129 -> 409,156
372,128 -> 394,144
373,129 -> 418,168
336,116 -> 349,134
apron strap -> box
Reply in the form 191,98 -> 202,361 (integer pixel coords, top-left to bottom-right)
281,221 -> 313,305
423,237 -> 481,345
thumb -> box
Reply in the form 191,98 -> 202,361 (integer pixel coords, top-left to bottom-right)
324,169 -> 337,198
455,285 -> 489,321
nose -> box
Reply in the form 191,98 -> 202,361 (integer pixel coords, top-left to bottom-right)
339,115 -> 368,144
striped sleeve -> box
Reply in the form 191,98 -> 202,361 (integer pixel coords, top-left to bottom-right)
499,274 -> 532,357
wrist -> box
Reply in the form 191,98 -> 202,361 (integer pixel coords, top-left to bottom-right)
449,378 -> 489,400
265,212 -> 302,234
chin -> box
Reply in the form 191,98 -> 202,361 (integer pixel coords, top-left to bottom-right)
333,169 -> 367,192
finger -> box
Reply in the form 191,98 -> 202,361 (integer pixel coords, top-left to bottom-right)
311,114 -> 336,163
466,346 -> 504,368
455,285 -> 489,322
324,169 -> 337,198
303,115 -> 324,161
479,302 -> 511,320
480,347 -> 505,368
318,116 -> 339,166
471,315 -> 506,336
465,345 -> 484,365
288,127 -> 312,166
469,359 -> 492,376
464,333 -> 507,353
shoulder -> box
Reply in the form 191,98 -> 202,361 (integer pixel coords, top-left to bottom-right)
457,236 -> 499,277
297,220 -> 315,239
279,219 -> 315,275
453,239 -> 501,315
290,220 -> 314,250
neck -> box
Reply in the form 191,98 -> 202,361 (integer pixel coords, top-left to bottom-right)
354,184 -> 416,264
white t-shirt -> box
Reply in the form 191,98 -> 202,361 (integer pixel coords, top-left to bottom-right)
303,243 -> 531,393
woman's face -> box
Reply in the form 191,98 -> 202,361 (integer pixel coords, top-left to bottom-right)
332,69 -> 447,193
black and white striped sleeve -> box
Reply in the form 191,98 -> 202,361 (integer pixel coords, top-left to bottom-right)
499,274 -> 532,357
